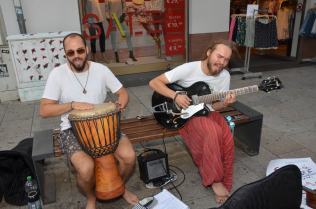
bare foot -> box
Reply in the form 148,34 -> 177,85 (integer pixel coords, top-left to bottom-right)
123,188 -> 139,206
215,194 -> 229,204
211,182 -> 230,197
86,198 -> 96,209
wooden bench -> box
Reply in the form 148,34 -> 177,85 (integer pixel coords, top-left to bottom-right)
32,101 -> 263,205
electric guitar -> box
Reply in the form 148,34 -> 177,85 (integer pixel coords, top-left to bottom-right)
151,76 -> 284,130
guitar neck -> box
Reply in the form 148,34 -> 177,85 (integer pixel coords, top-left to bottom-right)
198,85 -> 259,104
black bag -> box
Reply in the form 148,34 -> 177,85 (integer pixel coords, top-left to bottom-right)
211,165 -> 302,209
0,138 -> 36,206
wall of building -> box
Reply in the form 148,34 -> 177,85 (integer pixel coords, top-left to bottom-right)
0,0 -> 81,37
188,0 -> 230,61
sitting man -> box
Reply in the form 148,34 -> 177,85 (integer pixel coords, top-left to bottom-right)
40,33 -> 139,209
149,39 -> 238,204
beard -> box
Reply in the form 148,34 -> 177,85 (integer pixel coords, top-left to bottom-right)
207,57 -> 224,76
69,55 -> 88,72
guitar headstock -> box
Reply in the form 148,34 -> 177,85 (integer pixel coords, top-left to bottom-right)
258,76 -> 284,92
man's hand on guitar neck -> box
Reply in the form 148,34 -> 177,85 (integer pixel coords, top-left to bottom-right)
212,91 -> 236,111
175,94 -> 192,110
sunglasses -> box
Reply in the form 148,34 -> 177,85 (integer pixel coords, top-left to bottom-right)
65,48 -> 85,57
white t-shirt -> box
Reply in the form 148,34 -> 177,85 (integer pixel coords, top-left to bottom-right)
42,62 -> 123,131
165,61 -> 230,111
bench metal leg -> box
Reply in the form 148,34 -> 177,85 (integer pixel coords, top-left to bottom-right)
33,160 -> 56,205
32,129 -> 56,205
234,119 -> 263,156
231,101 -> 263,156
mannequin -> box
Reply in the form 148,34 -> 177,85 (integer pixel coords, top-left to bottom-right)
125,0 -> 162,58
82,0 -> 110,63
105,0 -> 137,63
150,0 -> 165,58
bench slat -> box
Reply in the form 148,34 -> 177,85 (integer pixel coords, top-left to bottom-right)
128,129 -> 180,143
122,124 -> 163,135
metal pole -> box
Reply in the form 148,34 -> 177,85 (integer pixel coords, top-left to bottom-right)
13,0 -> 27,34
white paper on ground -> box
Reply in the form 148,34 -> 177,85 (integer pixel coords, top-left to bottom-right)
266,157 -> 316,208
154,189 -> 189,209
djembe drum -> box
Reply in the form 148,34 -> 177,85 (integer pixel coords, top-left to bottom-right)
68,103 -> 125,200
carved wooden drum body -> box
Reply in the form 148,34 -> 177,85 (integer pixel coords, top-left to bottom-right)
68,103 -> 125,200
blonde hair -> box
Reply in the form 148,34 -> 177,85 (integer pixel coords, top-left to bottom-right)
200,39 -> 239,63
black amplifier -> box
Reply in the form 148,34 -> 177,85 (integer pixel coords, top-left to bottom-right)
137,149 -> 170,184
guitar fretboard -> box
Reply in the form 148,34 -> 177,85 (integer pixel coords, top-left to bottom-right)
198,85 -> 258,104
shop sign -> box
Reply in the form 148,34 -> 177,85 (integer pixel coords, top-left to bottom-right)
164,0 -> 185,9
165,33 -> 185,56
296,3 -> 303,12
165,10 -> 185,33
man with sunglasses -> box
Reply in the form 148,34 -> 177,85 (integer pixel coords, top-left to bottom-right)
40,33 -> 139,208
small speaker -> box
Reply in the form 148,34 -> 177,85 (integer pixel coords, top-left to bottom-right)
137,149 -> 170,184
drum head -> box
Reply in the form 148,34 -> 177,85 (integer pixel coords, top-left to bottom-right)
70,103 -> 117,118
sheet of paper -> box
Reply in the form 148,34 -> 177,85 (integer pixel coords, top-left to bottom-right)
247,4 -> 259,17
154,189 -> 189,209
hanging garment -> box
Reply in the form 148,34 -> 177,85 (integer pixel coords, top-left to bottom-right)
311,16 -> 316,38
125,3 -> 149,23
268,1 -> 274,14
245,19 -> 255,47
254,18 -> 278,48
232,17 -> 239,42
229,17 -> 236,40
277,8 -> 295,40
236,17 -> 246,46
299,9 -> 316,39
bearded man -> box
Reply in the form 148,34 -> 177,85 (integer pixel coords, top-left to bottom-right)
40,33 -> 138,209
149,39 -> 238,204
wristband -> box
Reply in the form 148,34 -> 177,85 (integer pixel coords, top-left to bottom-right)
71,101 -> 74,109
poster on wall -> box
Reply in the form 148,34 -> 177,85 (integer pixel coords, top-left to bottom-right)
164,10 -> 185,33
0,64 -> 9,77
165,33 -> 185,56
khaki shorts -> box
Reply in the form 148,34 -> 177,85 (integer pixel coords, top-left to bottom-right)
57,128 -> 126,160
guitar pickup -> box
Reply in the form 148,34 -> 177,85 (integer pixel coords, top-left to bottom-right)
151,102 -> 170,114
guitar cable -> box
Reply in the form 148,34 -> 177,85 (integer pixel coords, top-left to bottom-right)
140,128 -> 186,201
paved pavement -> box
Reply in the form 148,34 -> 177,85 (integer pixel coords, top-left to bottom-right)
1,65 -> 316,209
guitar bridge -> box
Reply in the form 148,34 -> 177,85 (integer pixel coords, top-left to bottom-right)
151,102 -> 170,114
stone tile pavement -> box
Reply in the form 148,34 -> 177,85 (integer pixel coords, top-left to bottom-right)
1,65 -> 316,208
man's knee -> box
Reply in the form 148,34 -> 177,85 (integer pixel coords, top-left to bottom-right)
115,137 -> 136,166
71,151 -> 95,180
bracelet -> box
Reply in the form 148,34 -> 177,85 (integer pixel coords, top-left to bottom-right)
71,101 -> 74,109
173,92 -> 180,110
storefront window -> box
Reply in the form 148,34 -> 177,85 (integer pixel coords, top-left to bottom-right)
79,0 -> 187,75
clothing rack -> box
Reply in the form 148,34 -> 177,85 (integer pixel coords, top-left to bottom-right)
231,9 -> 268,80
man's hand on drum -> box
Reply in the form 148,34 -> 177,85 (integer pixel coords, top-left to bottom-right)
72,102 -> 94,110
110,101 -> 125,113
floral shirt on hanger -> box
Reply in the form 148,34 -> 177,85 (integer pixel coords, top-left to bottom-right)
236,17 -> 246,46
125,3 -> 149,23
150,0 -> 164,12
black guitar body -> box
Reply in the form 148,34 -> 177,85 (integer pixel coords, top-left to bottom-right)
152,82 -> 212,130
